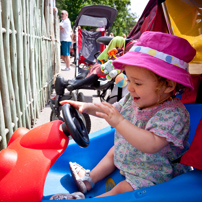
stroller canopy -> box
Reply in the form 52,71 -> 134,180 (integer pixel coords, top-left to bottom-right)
75,5 -> 118,33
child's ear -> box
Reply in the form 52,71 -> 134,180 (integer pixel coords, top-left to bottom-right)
164,79 -> 177,93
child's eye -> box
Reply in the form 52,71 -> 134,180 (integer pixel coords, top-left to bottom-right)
126,79 -> 142,86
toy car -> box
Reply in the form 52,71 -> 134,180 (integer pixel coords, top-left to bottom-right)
0,103 -> 202,202
1,0 -> 202,201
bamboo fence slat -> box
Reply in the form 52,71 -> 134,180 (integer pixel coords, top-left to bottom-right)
10,0 -> 23,127
0,1 -> 14,140
2,0 -> 18,132
0,0 -> 60,150
0,91 -> 7,148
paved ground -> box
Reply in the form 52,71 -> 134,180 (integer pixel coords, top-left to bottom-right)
34,57 -> 109,133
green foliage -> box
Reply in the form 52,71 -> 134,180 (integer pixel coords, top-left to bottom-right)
56,0 -> 138,36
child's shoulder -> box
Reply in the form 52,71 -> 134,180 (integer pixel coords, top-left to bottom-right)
163,98 -> 187,110
156,98 -> 189,118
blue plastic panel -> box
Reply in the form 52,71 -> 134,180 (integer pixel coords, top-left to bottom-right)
42,104 -> 202,201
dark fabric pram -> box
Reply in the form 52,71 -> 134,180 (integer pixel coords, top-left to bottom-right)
74,5 -> 118,69
78,28 -> 105,65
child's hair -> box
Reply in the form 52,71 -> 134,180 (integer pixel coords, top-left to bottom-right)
154,74 -> 184,94
149,71 -> 184,102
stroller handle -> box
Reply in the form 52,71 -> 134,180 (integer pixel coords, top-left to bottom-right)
96,36 -> 114,45
96,36 -> 132,46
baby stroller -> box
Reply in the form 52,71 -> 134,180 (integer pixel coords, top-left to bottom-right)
49,5 -> 119,132
73,5 -> 117,74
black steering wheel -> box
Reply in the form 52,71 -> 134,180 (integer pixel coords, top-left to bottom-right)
61,104 -> 89,148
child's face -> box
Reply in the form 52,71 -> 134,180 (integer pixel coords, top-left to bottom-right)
125,65 -> 169,109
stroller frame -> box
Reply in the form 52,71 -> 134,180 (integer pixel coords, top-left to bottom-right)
74,5 -> 118,76
49,5 -> 118,133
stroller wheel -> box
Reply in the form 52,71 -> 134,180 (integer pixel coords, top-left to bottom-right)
77,92 -> 85,102
50,106 -> 63,121
97,90 -> 101,96
71,92 -> 77,101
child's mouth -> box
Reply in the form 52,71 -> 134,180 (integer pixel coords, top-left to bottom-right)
133,97 -> 140,101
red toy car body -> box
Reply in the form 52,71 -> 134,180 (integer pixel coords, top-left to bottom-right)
0,120 -> 68,202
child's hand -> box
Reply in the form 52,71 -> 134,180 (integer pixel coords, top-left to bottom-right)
60,100 -> 86,113
94,102 -> 124,128
60,100 -> 100,116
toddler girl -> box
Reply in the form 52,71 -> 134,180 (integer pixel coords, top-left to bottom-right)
50,31 -> 196,200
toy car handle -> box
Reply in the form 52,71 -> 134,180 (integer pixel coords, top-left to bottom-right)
62,103 -> 89,148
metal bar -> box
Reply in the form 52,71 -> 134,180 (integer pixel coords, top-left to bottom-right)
75,27 -> 79,77
161,2 -> 174,35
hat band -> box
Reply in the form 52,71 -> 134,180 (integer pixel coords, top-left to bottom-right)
129,45 -> 188,71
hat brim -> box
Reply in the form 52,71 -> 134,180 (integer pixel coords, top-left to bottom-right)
113,52 -> 194,91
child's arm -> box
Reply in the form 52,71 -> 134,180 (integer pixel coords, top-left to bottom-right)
60,100 -> 104,117
95,102 -> 169,154
116,119 -> 168,154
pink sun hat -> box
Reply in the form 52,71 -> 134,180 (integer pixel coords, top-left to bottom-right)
112,31 -> 196,91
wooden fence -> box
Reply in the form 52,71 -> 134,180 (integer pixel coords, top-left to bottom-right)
0,0 -> 60,150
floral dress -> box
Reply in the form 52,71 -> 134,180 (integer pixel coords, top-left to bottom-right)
113,93 -> 191,190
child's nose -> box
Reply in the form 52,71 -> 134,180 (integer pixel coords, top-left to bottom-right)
127,83 -> 134,92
